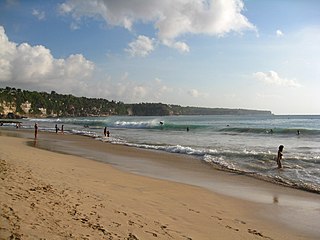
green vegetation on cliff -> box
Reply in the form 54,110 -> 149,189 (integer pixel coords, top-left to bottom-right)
0,87 -> 272,118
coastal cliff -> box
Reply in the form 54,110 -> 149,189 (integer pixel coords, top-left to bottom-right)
0,87 -> 272,118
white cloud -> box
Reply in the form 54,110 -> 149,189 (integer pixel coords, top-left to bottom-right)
0,26 -> 16,81
276,29 -> 283,37
132,85 -> 148,98
59,0 -> 256,52
188,89 -> 200,97
153,78 -> 172,99
32,9 -> 46,20
70,22 -> 80,30
125,35 -> 155,57
253,71 -> 301,88
0,26 -> 94,91
59,2 -> 73,14
95,76 -> 172,103
162,39 -> 190,53
187,89 -> 208,98
0,25 -> 175,102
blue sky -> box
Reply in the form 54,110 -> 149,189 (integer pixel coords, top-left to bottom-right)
0,0 -> 319,114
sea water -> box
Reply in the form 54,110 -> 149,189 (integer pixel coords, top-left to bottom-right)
10,114 -> 320,193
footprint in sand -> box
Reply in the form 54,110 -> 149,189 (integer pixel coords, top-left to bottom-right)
128,220 -> 144,228
248,228 -> 273,239
211,215 -> 222,221
145,230 -> 157,237
181,235 -> 193,240
234,219 -> 246,225
127,233 -> 139,240
115,210 -> 127,216
225,225 -> 239,231
110,221 -> 121,228
188,208 -> 200,213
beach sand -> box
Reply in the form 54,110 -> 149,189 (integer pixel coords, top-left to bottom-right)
0,130 -> 319,239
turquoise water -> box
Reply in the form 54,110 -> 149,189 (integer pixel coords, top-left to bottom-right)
10,114 -> 320,193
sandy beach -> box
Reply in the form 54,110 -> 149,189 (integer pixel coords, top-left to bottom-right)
1,130 -> 320,239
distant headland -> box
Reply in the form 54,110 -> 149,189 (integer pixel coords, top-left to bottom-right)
0,87 -> 272,118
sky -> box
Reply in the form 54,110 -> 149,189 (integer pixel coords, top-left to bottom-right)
0,0 -> 319,114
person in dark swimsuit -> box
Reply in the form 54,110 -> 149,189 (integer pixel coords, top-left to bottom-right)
276,145 -> 284,168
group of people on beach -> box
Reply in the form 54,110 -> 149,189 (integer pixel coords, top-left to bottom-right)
34,123 -> 111,139
34,123 -> 64,139
55,124 -> 64,134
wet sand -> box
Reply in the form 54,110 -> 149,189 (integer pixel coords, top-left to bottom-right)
1,129 -> 320,239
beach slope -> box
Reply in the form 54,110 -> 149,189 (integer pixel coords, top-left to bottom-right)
0,134 -> 313,239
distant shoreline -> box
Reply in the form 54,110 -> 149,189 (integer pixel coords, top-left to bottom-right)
1,87 -> 272,118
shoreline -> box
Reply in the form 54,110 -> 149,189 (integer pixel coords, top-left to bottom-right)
11,129 -> 320,198
1,129 -> 320,239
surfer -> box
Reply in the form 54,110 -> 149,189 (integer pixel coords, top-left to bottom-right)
159,121 -> 164,130
276,145 -> 284,168
104,127 -> 107,137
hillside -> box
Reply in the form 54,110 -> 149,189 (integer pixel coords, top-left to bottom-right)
0,87 -> 272,118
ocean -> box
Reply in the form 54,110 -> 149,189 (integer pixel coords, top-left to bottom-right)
4,114 -> 320,193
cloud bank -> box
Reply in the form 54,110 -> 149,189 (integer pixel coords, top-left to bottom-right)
0,26 -> 94,91
125,35 -> 155,57
253,71 -> 301,88
59,0 -> 256,54
0,26 -> 174,102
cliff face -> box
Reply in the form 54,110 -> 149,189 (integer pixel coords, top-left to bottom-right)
0,100 -> 48,118
0,101 -> 17,115
0,101 -> 35,115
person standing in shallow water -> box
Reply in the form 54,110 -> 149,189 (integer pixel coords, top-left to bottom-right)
34,123 -> 38,139
276,145 -> 284,168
